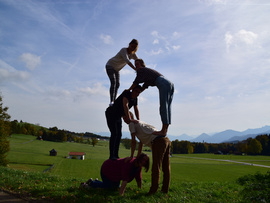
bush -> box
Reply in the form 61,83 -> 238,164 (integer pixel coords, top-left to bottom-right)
237,171 -> 270,202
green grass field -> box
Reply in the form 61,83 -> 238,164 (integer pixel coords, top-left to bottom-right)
2,134 -> 270,202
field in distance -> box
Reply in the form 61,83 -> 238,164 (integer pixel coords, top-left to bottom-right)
7,134 -> 270,182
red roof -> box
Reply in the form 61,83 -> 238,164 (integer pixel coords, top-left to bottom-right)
69,152 -> 85,156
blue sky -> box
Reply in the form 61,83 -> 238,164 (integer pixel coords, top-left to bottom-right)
1,0 -> 270,137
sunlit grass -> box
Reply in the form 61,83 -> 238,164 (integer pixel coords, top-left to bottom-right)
2,134 -> 269,202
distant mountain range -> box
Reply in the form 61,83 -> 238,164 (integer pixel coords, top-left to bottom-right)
167,125 -> 270,143
97,125 -> 270,144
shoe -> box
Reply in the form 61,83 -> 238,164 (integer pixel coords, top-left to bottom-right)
86,178 -> 93,185
109,156 -> 118,160
80,182 -> 90,189
95,178 -> 99,181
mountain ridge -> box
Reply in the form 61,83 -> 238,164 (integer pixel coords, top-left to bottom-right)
97,125 -> 270,144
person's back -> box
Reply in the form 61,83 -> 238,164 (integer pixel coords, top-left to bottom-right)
102,157 -> 140,183
129,121 -> 158,147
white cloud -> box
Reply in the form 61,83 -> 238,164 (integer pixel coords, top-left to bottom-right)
78,83 -> 108,97
150,30 -> 181,54
150,48 -> 164,55
201,0 -> 227,5
153,39 -> 159,44
151,30 -> 159,38
20,53 -> 41,70
100,34 -> 113,45
225,29 -> 258,51
172,45 -> 181,50
0,59 -> 30,83
172,31 -> 181,39
121,68 -> 135,75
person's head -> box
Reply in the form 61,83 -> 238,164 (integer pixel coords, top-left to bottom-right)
136,153 -> 149,172
131,85 -> 143,98
128,39 -> 139,54
135,59 -> 146,69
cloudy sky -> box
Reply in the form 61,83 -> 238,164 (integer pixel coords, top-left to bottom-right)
1,0 -> 270,137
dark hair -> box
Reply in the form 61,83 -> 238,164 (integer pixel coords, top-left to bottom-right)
129,39 -> 139,53
135,59 -> 146,67
132,85 -> 143,92
137,153 -> 149,172
129,39 -> 138,46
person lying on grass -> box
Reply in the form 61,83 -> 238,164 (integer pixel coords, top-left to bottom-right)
80,153 -> 149,196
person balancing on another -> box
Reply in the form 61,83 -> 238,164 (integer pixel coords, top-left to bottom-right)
106,39 -> 139,106
128,59 -> 174,136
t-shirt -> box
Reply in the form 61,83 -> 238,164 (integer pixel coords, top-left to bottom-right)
101,158 -> 142,183
106,48 -> 138,71
129,121 -> 158,147
133,67 -> 162,89
110,90 -> 137,118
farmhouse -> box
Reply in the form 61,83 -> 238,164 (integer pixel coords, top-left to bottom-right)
68,152 -> 85,160
49,149 -> 57,156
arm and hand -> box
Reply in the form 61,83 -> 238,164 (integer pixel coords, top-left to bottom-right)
137,142 -> 143,158
130,133 -> 137,158
123,97 -> 139,123
128,82 -> 137,91
119,181 -> 128,196
134,105 -> 140,120
127,61 -> 136,71
137,180 -> 142,189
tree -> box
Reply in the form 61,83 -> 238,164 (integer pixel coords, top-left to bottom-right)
91,137 -> 98,147
121,138 -> 132,149
247,139 -> 262,155
0,94 -> 11,166
172,140 -> 193,154
256,134 -> 270,155
193,142 -> 208,153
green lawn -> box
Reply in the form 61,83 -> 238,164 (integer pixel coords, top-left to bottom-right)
7,134 -> 270,182
2,134 -> 270,202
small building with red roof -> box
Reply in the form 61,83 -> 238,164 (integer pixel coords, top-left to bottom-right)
68,152 -> 85,160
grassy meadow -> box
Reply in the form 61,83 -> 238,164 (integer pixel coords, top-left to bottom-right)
1,134 -> 270,202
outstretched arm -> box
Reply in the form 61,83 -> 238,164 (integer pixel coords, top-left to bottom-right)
130,133 -> 137,158
119,181 -> 128,196
134,105 -> 140,120
137,142 -> 143,157
137,179 -> 142,189
128,82 -> 137,91
127,61 -> 136,70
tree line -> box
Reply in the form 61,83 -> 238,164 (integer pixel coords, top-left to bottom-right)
10,120 -> 108,143
171,134 -> 270,155
1,93 -> 270,167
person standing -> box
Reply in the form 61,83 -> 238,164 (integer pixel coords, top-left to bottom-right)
123,113 -> 171,195
128,59 -> 174,136
105,85 -> 143,160
106,39 -> 139,106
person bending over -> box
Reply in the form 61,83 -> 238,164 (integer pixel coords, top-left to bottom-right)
128,59 -> 174,136
123,112 -> 171,195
